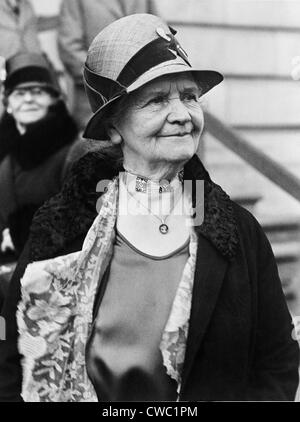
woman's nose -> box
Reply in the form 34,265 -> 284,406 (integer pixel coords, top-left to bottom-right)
167,98 -> 192,124
23,91 -> 34,101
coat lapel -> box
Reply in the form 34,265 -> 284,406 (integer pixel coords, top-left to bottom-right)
179,155 -> 239,393
180,233 -> 228,392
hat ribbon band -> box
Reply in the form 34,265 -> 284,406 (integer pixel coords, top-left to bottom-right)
117,35 -> 191,87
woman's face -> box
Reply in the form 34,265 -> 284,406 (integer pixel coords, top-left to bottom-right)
109,73 -> 204,177
7,85 -> 56,131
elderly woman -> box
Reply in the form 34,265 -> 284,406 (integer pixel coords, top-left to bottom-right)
0,14 -> 299,402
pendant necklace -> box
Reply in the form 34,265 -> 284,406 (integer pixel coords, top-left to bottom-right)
126,188 -> 180,235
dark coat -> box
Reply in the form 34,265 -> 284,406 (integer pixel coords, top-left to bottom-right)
0,151 -> 299,401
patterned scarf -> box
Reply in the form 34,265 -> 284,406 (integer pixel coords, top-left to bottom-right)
17,176 -> 197,401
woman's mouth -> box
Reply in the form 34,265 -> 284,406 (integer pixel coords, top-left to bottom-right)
159,132 -> 192,138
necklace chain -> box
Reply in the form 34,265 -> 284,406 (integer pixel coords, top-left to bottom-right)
125,186 -> 181,234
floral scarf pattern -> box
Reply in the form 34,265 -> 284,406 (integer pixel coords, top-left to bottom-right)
17,176 -> 197,401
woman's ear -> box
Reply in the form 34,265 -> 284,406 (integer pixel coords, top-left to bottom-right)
107,125 -> 123,145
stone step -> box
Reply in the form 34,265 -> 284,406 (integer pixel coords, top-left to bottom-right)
266,232 -> 300,302
273,241 -> 300,264
259,215 -> 300,244
272,242 -> 300,285
232,193 -> 262,213
232,203 -> 300,302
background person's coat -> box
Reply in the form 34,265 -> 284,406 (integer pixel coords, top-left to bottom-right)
0,152 -> 298,401
0,0 -> 41,59
58,0 -> 158,85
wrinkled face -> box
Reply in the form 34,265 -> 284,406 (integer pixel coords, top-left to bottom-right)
110,73 -> 204,173
7,85 -> 56,129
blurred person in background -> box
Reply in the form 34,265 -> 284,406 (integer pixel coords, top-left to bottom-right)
0,52 -> 82,309
0,0 -> 42,116
58,0 -> 158,130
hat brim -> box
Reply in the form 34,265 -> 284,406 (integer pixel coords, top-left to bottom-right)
83,61 -> 223,141
5,81 -> 60,97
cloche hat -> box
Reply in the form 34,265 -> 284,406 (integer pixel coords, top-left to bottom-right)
3,52 -> 61,97
83,13 -> 223,140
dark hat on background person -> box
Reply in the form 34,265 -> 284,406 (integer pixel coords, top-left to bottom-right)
3,52 -> 61,97
83,13 -> 224,141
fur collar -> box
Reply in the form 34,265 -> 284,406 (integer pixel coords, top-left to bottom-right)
0,101 -> 77,169
29,150 -> 239,261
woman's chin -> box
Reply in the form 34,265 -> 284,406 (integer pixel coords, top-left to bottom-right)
159,137 -> 198,160
163,145 -> 197,163
18,112 -> 45,126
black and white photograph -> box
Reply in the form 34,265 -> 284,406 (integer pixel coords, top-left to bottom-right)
0,0 -> 300,405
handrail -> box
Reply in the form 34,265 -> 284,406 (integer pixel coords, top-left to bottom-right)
167,20 -> 300,34
204,111 -> 300,203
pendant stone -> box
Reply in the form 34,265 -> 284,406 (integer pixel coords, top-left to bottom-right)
159,224 -> 169,234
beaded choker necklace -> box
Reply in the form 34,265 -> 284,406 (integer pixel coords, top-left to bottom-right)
123,166 -> 184,194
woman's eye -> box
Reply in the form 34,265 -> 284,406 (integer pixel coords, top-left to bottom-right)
182,93 -> 198,102
32,88 -> 43,95
14,90 -> 25,97
149,96 -> 166,105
